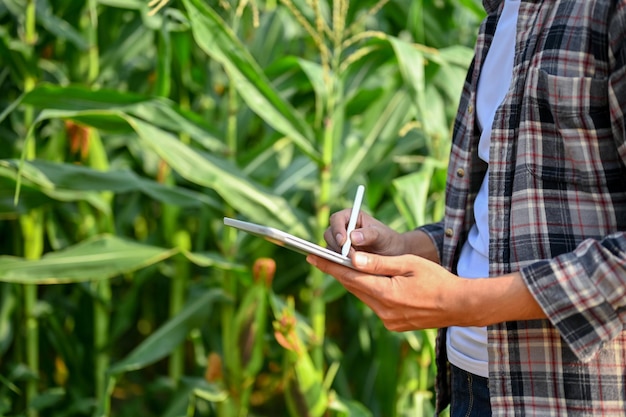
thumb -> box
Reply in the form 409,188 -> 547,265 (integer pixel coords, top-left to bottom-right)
351,226 -> 389,248
352,252 -> 415,277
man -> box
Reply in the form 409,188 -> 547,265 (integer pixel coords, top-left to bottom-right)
306,0 -> 626,415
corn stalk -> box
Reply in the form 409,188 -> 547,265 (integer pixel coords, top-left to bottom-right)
19,2 -> 42,416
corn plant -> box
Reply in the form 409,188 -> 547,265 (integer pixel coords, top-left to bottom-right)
0,0 -> 483,416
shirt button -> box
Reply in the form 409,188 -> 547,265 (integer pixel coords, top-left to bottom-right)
456,168 -> 465,178
467,105 -> 473,114
445,228 -> 454,237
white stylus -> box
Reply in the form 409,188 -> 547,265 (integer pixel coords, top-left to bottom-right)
341,185 -> 365,257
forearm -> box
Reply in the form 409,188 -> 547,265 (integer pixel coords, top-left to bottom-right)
400,229 -> 545,326
456,272 -> 546,327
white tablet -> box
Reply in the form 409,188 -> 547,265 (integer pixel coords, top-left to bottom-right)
223,217 -> 356,269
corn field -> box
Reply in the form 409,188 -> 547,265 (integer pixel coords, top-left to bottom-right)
0,0 -> 484,416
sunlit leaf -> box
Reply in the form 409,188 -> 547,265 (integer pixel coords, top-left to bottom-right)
0,234 -> 242,285
183,0 -> 319,162
19,83 -> 225,152
0,158 -> 221,208
126,116 -> 309,235
328,395 -> 373,417
161,377 -> 227,417
0,235 -> 178,284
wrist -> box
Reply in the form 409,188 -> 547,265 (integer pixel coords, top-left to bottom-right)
449,277 -> 487,327
452,273 -> 546,327
402,230 -> 440,263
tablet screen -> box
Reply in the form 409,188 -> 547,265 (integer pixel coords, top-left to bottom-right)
223,217 -> 356,269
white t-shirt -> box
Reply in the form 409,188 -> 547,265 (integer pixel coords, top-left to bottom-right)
446,0 -> 520,378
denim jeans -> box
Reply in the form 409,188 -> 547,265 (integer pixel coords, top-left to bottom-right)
450,364 -> 492,417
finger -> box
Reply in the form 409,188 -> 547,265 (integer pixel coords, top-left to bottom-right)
306,254 -> 387,295
307,253 -> 354,277
351,252 -> 417,277
328,209 -> 353,245
323,227 -> 341,252
349,226 -> 384,250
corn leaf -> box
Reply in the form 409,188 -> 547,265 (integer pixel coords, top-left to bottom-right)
0,235 -> 178,284
108,289 -> 226,375
183,0 -> 319,162
6,87 -> 309,234
125,116 -> 309,235
0,235 -> 241,284
0,159 -> 222,211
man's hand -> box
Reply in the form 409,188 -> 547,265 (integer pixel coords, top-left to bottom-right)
306,251 -> 545,331
324,210 -> 439,262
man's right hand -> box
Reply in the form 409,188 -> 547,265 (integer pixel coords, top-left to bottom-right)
324,210 -> 408,256
324,210 -> 441,263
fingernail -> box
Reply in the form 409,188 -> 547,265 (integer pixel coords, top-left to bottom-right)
352,231 -> 364,244
306,255 -> 316,266
336,233 -> 343,244
354,252 -> 368,267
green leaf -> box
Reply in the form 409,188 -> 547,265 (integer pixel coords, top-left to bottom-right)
192,384 -> 229,403
30,387 -> 66,412
125,116 -> 309,235
328,395 -> 373,417
0,175 -> 60,215
183,0 -> 319,162
0,235 -> 178,284
0,234 -> 241,285
30,115 -> 303,235
5,84 -> 307,234
234,284 -> 268,379
334,89 -> 414,195
387,36 -> 426,126
97,0 -> 145,9
392,165 -> 436,230
284,339 -> 328,417
108,289 -> 227,375
182,250 -> 244,271
36,0 -> 89,50
15,83 -> 225,152
0,159 -> 222,210
1,1 -> 87,50
0,83 -> 226,152
0,284 -> 16,355
161,377 -> 228,417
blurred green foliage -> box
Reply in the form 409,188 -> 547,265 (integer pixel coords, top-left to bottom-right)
0,0 -> 483,416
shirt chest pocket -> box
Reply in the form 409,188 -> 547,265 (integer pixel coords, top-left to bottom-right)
521,68 -> 624,190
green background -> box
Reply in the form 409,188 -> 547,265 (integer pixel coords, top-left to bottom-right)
0,0 -> 484,416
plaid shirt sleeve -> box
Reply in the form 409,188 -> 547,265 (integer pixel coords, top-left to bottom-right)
521,233 -> 626,362
417,221 -> 445,260
520,1 -> 626,363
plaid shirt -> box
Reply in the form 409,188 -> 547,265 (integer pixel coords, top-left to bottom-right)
421,0 -> 626,415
